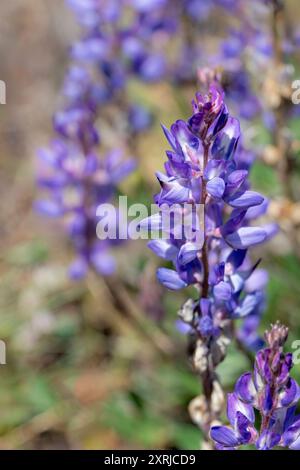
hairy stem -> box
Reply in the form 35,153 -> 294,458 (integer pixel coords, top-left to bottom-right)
201,142 -> 209,298
189,139 -> 224,444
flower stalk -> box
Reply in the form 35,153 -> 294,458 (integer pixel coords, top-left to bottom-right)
142,80 -> 275,444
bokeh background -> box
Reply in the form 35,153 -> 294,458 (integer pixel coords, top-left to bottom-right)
0,0 -> 300,450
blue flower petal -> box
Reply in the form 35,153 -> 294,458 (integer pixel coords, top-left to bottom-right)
235,372 -> 256,404
34,200 -> 64,217
148,240 -> 178,261
227,393 -> 255,426
210,426 -> 239,448
156,268 -> 187,290
278,378 -> 300,408
207,177 -> 225,199
211,117 -> 240,160
256,430 -> 281,450
283,418 -> 300,449
225,227 -> 266,249
68,257 -> 88,280
139,213 -> 162,231
227,191 -> 264,209
213,281 -> 232,301
178,241 -> 202,265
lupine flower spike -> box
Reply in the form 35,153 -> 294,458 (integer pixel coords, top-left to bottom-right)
141,82 -> 276,437
210,322 -> 300,450
36,2 -> 136,279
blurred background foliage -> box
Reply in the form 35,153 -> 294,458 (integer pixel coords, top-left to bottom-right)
0,0 -> 300,450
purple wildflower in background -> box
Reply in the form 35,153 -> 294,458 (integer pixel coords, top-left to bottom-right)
209,0 -> 300,128
212,29 -> 262,121
210,322 -> 300,450
142,82 -> 275,344
66,0 -> 178,134
36,8 -> 136,279
185,0 -> 237,22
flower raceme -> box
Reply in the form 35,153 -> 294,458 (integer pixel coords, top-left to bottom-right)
35,3 -> 136,279
66,0 -> 178,132
210,322 -> 300,450
141,83 -> 276,341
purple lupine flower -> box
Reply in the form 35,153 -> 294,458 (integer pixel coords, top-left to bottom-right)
36,4 -> 136,280
67,0 -> 178,129
210,322 -> 300,450
142,82 -> 272,341
209,0 -> 299,129
185,0 -> 214,21
209,27 -> 263,121
36,115 -> 135,279
184,0 -> 237,22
